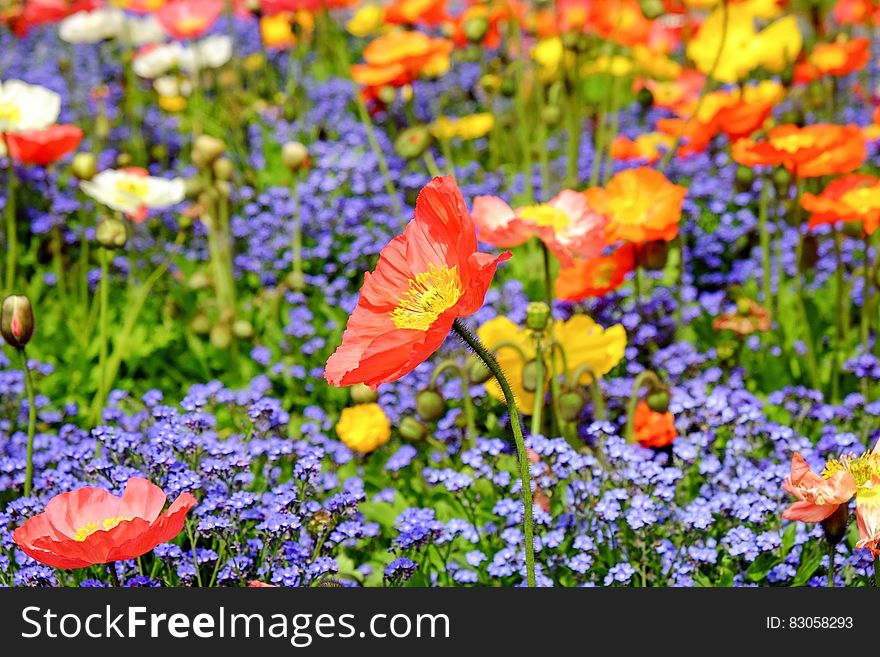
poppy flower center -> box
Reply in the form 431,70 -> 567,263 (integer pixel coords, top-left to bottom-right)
812,47 -> 847,71
517,204 -> 570,232
116,177 -> 150,200
589,261 -> 616,287
390,264 -> 462,331
841,186 -> 880,213
823,452 -> 880,486
606,195 -> 650,224
770,132 -> 816,154
73,515 -> 132,542
0,101 -> 22,127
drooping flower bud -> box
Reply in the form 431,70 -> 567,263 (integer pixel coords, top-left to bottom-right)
559,390 -> 585,422
1,295 -> 35,348
95,216 -> 129,250
281,141 -> 309,172
399,416 -> 426,441
210,321 -> 232,349
351,382 -> 379,404
526,301 -> 550,331
521,359 -> 540,392
192,134 -> 226,169
645,389 -> 670,414
636,241 -> 669,271
734,166 -> 755,192
639,0 -> 664,19
232,319 -> 254,340
540,104 -> 562,126
468,355 -> 493,384
416,389 -> 446,422
636,87 -> 653,111
462,16 -> 489,43
213,157 -> 234,181
394,126 -> 432,160
820,502 -> 850,546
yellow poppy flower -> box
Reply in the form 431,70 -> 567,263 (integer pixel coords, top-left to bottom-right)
347,5 -> 385,38
477,314 -> 627,414
336,403 -> 391,453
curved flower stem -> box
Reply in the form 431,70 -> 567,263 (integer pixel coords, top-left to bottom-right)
452,319 -> 535,587
290,173 -> 303,285
19,347 -> 36,497
4,157 -> 17,294
566,363 -> 606,422
624,370 -> 663,443
429,359 -> 477,446
95,247 -> 111,429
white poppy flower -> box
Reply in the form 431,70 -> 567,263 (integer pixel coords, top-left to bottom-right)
132,43 -> 184,80
153,75 -> 192,98
180,35 -> 232,73
123,15 -> 167,47
59,8 -> 125,44
0,80 -> 61,133
81,168 -> 186,221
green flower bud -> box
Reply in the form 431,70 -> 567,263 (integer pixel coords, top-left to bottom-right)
842,221 -> 864,238
734,165 -> 755,192
192,134 -> 226,169
232,319 -> 254,340
636,87 -> 654,110
772,166 -> 791,193
116,152 -> 132,168
71,152 -> 97,181
377,85 -> 397,105
184,177 -> 204,200
189,312 -> 212,335
95,216 -> 129,250
350,383 -> 379,404
645,389 -> 670,414
188,270 -> 212,291
213,157 -> 234,181
462,16 -> 489,43
640,0 -> 664,19
559,390 -> 585,422
416,389 -> 446,422
526,301 -> 550,331
210,321 -> 232,349
500,77 -> 516,98
540,104 -> 563,126
394,125 -> 432,160
736,297 -> 752,315
285,270 -> 306,292
281,141 -> 309,172
1,295 -> 34,348
522,359 -> 540,393
468,356 -> 493,384
399,416 -> 427,441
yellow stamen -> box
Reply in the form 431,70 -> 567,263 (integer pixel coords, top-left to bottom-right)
517,204 -> 570,232
390,264 -> 462,331
73,515 -> 131,542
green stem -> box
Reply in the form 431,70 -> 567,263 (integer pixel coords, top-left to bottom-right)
4,159 -> 17,294
452,319 -> 535,587
862,233 -> 872,348
758,175 -> 772,315
827,542 -> 835,588
530,338 -> 546,437
792,178 -> 822,392
96,248 -> 110,426
19,347 -> 36,497
831,227 -> 846,401
624,370 -> 663,443
108,563 -> 121,588
290,174 -> 303,284
874,554 -> 880,587
429,360 -> 477,446
541,245 -> 564,438
566,363 -> 606,421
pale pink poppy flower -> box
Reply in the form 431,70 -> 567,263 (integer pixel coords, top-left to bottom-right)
781,453 -> 856,523
471,190 -> 606,266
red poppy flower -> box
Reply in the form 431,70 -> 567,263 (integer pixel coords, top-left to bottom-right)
13,478 -> 197,569
156,0 -> 223,40
6,0 -> 100,36
634,401 -> 677,449
5,125 -> 83,166
554,244 -> 634,301
324,176 -> 511,390
732,124 -> 866,178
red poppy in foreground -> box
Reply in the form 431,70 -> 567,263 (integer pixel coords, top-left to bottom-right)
13,478 -> 197,569
324,176 -> 511,390
5,124 -> 83,166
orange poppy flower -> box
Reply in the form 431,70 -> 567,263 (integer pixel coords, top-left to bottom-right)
588,0 -> 652,47
610,132 -> 674,164
324,176 -> 510,389
634,401 -> 677,449
585,167 -> 687,245
471,190 -> 607,266
794,38 -> 871,83
554,244 -> 635,301
449,1 -> 523,49
385,0 -> 446,26
351,30 -> 453,94
12,478 -> 196,569
732,124 -> 866,178
801,174 -> 880,234
833,0 -> 880,25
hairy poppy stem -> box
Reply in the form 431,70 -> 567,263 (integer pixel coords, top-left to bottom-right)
758,175 -> 772,317
4,156 -> 17,294
19,347 -> 36,497
452,319 -> 536,587
108,563 -> 121,588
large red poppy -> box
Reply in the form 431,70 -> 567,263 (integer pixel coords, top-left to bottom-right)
6,125 -> 83,166
13,478 -> 196,569
324,176 -> 511,390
